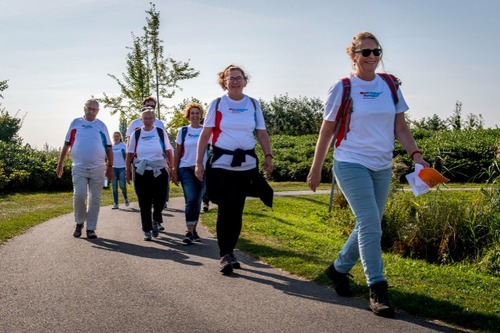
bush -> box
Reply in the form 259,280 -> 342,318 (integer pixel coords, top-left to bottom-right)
0,141 -> 72,194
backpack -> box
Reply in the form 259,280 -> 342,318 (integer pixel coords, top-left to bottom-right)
134,127 -> 167,158
333,73 -> 400,148
178,125 -> 188,160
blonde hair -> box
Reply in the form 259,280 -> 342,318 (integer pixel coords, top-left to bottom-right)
217,64 -> 249,90
183,102 -> 205,119
346,31 -> 382,58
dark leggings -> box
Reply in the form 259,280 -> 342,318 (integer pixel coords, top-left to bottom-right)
134,168 -> 169,232
210,168 -> 253,257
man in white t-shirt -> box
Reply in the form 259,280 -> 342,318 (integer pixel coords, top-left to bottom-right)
56,99 -> 113,239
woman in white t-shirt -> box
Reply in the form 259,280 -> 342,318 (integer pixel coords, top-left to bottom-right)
307,32 -> 429,318
126,109 -> 174,241
111,131 -> 129,209
173,102 -> 206,245
195,65 -> 273,275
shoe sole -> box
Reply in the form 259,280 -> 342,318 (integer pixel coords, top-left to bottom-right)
183,238 -> 193,245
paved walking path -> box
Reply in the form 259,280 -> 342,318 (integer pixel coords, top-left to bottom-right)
0,195 -> 467,333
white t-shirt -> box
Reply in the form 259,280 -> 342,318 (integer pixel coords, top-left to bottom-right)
64,117 -> 112,169
126,118 -> 165,138
175,126 -> 203,168
324,74 -> 409,171
112,142 -> 127,168
126,126 -> 173,169
204,95 -> 266,171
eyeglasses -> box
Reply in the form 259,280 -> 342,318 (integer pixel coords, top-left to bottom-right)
226,76 -> 244,82
355,48 -> 382,57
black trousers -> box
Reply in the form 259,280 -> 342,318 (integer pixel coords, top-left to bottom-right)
210,168 -> 254,257
134,168 -> 168,232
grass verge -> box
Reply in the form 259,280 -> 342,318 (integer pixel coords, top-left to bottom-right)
201,194 -> 500,333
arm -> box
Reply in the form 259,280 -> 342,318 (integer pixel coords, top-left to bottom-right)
125,152 -> 135,183
307,120 -> 336,192
256,129 -> 273,177
166,149 -> 176,184
195,127 -> 213,181
56,143 -> 71,178
105,146 -> 114,180
172,142 -> 182,185
394,113 -> 429,167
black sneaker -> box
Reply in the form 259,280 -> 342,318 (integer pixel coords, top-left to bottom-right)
202,202 -> 209,212
152,223 -> 159,238
220,254 -> 233,275
325,264 -> 353,297
73,224 -> 84,238
183,232 -> 194,245
369,281 -> 395,318
86,230 -> 97,239
229,253 -> 241,269
192,231 -> 201,242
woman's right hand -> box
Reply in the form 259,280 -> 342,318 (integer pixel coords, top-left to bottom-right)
195,163 -> 204,182
307,168 -> 321,192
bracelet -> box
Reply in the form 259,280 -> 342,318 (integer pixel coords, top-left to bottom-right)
265,153 -> 273,159
410,150 -> 422,158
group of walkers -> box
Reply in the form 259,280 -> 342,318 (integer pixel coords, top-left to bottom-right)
56,32 -> 428,318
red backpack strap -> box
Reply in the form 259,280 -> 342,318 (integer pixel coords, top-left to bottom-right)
332,78 -> 353,148
378,73 -> 400,105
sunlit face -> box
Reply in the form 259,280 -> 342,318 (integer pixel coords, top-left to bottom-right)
113,133 -> 121,144
188,107 -> 201,123
224,69 -> 246,93
352,39 -> 381,76
84,102 -> 99,121
141,112 -> 155,129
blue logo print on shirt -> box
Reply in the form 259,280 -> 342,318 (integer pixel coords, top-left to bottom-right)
188,134 -> 200,138
141,135 -> 155,141
81,124 -> 93,129
360,91 -> 383,99
229,108 -> 248,113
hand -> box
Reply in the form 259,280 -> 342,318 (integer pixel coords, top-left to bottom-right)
56,164 -> 64,178
306,169 -> 321,192
264,158 -> 273,178
195,164 -> 204,182
413,155 -> 430,168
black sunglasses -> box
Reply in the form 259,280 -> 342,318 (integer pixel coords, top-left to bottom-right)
356,48 -> 382,57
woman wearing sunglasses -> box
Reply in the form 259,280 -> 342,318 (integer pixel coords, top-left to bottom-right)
307,31 -> 429,318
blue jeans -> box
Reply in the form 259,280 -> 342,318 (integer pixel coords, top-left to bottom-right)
333,161 -> 392,286
178,167 -> 205,226
111,167 -> 128,205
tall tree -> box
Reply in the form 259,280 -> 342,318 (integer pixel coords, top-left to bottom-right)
100,3 -> 199,124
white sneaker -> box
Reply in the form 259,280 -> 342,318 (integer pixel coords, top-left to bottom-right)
112,204 -> 119,209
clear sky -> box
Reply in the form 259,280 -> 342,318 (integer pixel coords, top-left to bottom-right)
1,0 -> 499,149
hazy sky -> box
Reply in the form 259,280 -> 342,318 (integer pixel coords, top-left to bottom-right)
2,0 -> 499,149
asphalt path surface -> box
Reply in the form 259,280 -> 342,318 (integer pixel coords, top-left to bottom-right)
0,194 -> 469,333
